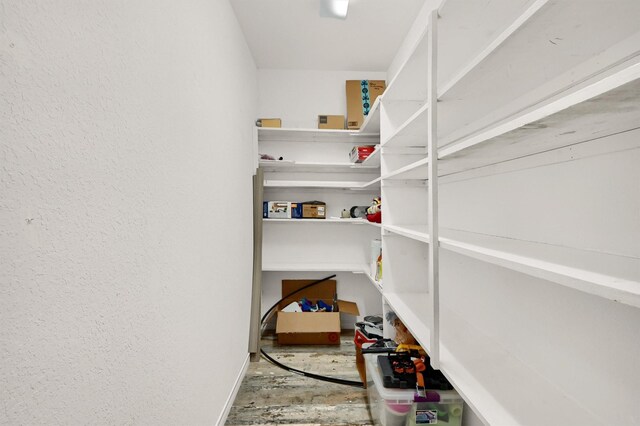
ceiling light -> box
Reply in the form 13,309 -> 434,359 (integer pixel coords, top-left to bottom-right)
319,0 -> 349,20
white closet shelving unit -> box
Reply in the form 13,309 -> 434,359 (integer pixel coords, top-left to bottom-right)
379,1 -> 640,425
258,105 -> 383,286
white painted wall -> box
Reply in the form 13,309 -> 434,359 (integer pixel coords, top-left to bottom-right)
0,1 -> 256,424
257,69 -> 387,128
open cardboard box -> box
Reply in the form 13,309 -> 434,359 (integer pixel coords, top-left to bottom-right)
276,279 -> 360,345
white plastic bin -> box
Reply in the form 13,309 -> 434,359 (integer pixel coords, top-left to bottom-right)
365,354 -> 463,426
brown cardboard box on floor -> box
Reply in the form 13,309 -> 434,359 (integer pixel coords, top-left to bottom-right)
346,80 -> 386,129
276,280 -> 360,345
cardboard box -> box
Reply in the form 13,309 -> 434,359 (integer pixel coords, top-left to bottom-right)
276,280 -> 360,345
349,145 -> 376,163
256,118 -> 282,128
263,201 -> 291,219
346,80 -> 386,129
301,201 -> 326,219
318,115 -> 345,130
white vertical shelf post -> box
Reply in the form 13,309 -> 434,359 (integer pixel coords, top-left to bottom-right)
427,9 -> 440,367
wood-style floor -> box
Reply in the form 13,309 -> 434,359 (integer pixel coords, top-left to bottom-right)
226,333 -> 373,425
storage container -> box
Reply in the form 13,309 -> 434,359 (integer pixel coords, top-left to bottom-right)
365,354 -> 463,426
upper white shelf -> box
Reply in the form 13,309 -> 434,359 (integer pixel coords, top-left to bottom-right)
257,127 -> 379,143
264,179 -> 380,191
383,22 -> 430,102
439,228 -> 640,308
437,0 -> 547,98
262,263 -> 368,273
259,160 -> 378,174
381,157 -> 429,181
382,103 -> 429,148
264,218 -> 381,228
436,0 -> 640,138
438,61 -> 640,174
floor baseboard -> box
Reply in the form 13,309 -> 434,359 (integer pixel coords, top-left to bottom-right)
216,353 -> 250,426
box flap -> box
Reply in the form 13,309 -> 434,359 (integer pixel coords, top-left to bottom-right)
280,280 -> 336,309
337,300 -> 360,316
276,312 -> 340,334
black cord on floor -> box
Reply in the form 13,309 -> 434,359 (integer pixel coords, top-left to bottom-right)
259,274 -> 365,389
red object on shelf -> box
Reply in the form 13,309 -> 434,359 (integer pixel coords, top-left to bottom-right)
350,145 -> 376,163
367,211 -> 382,223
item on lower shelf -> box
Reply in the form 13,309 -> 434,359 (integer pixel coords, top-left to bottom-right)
341,209 -> 351,219
378,352 -> 454,391
350,205 -> 369,218
366,197 -> 381,223
365,353 -> 463,426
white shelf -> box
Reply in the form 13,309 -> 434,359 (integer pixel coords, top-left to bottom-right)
383,292 -> 432,354
383,224 -> 430,244
381,157 -> 429,181
384,23 -> 430,102
439,228 -> 640,308
257,127 -> 379,143
437,0 -> 547,98
259,160 -> 378,174
381,103 -> 430,148
359,145 -> 381,167
439,62 -> 640,174
263,217 -> 381,227
354,269 -> 383,293
263,179 -> 378,190
360,97 -> 381,134
262,263 -> 367,273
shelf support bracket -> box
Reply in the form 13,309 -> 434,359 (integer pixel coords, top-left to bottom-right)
426,9 -> 440,368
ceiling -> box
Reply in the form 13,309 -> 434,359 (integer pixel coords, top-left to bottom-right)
231,0 -> 430,71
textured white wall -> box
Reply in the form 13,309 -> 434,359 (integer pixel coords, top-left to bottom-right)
257,69 -> 387,128
0,1 -> 256,424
